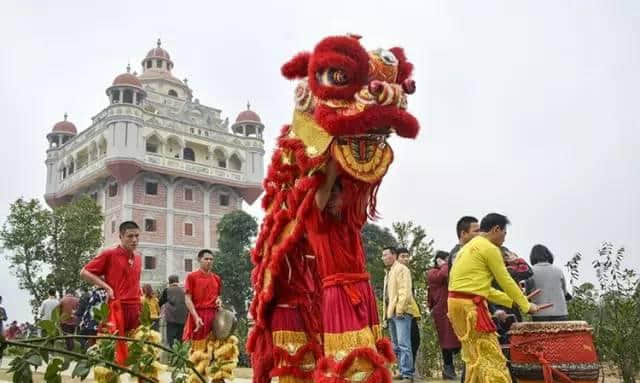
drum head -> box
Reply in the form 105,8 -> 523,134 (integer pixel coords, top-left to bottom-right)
212,309 -> 238,340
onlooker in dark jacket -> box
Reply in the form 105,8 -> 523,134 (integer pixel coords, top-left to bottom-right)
528,244 -> 569,321
160,275 -> 187,347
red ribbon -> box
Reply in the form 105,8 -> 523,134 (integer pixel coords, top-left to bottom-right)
535,352 -> 574,383
448,291 -> 497,333
106,300 -> 129,365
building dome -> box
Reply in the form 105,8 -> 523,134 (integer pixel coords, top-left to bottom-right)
236,103 -> 261,123
52,113 -> 77,135
146,38 -> 171,60
113,71 -> 142,87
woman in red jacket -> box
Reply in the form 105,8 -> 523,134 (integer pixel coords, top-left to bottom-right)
427,251 -> 461,380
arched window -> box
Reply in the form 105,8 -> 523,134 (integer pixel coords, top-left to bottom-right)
146,60 -> 152,69
229,154 -> 242,171
168,89 -> 178,97
123,89 -> 133,104
146,135 -> 161,153
111,89 -> 120,104
183,147 -> 195,161
214,148 -> 226,168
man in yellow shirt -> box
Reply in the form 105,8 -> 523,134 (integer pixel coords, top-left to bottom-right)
448,213 -> 543,383
382,247 -> 420,382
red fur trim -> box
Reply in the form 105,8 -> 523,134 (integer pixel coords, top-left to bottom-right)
282,52 -> 311,79
308,36 -> 369,100
313,347 -> 392,383
389,47 -> 413,84
375,338 -> 396,363
315,104 -> 419,139
271,342 -> 323,379
248,328 -> 274,383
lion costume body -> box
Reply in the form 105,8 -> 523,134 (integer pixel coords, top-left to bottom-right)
247,35 -> 420,383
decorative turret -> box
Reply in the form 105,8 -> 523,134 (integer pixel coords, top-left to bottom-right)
47,113 -> 77,148
231,102 -> 264,138
106,64 -> 146,105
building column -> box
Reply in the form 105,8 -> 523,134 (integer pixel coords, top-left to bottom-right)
166,181 -> 175,279
122,180 -> 133,221
204,188 -> 211,249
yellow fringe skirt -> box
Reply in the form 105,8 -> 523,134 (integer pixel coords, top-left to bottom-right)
447,297 -> 511,383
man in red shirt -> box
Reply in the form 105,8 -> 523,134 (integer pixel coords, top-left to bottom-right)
183,249 -> 224,382
80,221 -> 142,344
58,291 -> 80,351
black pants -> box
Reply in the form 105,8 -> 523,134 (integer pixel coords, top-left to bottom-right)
78,328 -> 97,351
166,322 -> 184,347
61,324 -> 76,351
442,347 -> 460,366
410,317 -> 420,367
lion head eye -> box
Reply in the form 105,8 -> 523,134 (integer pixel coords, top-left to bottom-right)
379,49 -> 398,66
317,68 -> 349,87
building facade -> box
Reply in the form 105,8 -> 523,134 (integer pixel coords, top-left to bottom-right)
44,39 -> 265,286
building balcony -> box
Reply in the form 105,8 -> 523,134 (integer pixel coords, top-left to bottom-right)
144,153 -> 246,183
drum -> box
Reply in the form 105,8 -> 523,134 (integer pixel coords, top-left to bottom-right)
509,321 -> 599,383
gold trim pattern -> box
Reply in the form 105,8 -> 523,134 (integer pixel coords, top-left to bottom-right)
332,140 -> 393,184
324,325 -> 381,357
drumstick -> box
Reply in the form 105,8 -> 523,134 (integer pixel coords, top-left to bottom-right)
527,289 -> 542,299
537,303 -> 553,311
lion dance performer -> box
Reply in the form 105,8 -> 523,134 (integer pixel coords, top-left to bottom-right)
247,35 -> 420,383
80,221 -> 165,382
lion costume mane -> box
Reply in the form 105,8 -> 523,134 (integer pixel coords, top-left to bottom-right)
248,35 -> 420,383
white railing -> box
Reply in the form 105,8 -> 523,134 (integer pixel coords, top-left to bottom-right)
58,158 -> 106,191
145,154 -> 245,182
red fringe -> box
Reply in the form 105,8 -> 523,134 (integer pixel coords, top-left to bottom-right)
312,346 -> 392,383
271,342 -> 323,379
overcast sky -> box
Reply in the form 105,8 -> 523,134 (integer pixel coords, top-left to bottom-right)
0,1 -> 638,322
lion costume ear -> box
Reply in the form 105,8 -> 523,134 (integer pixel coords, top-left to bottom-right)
390,47 -> 413,84
281,52 -> 311,79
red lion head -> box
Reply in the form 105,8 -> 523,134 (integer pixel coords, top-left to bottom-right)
281,35 -> 419,140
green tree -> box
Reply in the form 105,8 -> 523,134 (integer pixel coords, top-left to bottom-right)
48,196 -> 104,296
361,223 -> 397,297
566,243 -> 640,383
214,210 -> 258,320
1,196 -> 103,315
0,198 -> 51,313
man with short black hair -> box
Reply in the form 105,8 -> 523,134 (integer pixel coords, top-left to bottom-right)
396,247 -> 421,374
183,249 -> 226,382
448,216 -> 480,271
81,221 -> 142,364
382,246 -> 419,382
448,213 -> 544,382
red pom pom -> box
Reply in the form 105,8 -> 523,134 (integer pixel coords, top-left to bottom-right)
281,52 -> 311,79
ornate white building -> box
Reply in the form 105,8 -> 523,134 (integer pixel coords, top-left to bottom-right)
44,39 -> 265,286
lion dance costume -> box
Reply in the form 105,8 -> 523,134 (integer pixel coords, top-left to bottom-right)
247,35 -> 420,383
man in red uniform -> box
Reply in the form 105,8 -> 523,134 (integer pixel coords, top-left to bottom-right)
183,249 -> 226,383
80,221 -> 142,363
183,249 -> 221,342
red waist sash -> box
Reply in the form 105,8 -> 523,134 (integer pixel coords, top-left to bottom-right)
322,273 -> 370,305
448,291 -> 497,333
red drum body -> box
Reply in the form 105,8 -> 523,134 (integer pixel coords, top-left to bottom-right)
509,321 -> 599,383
